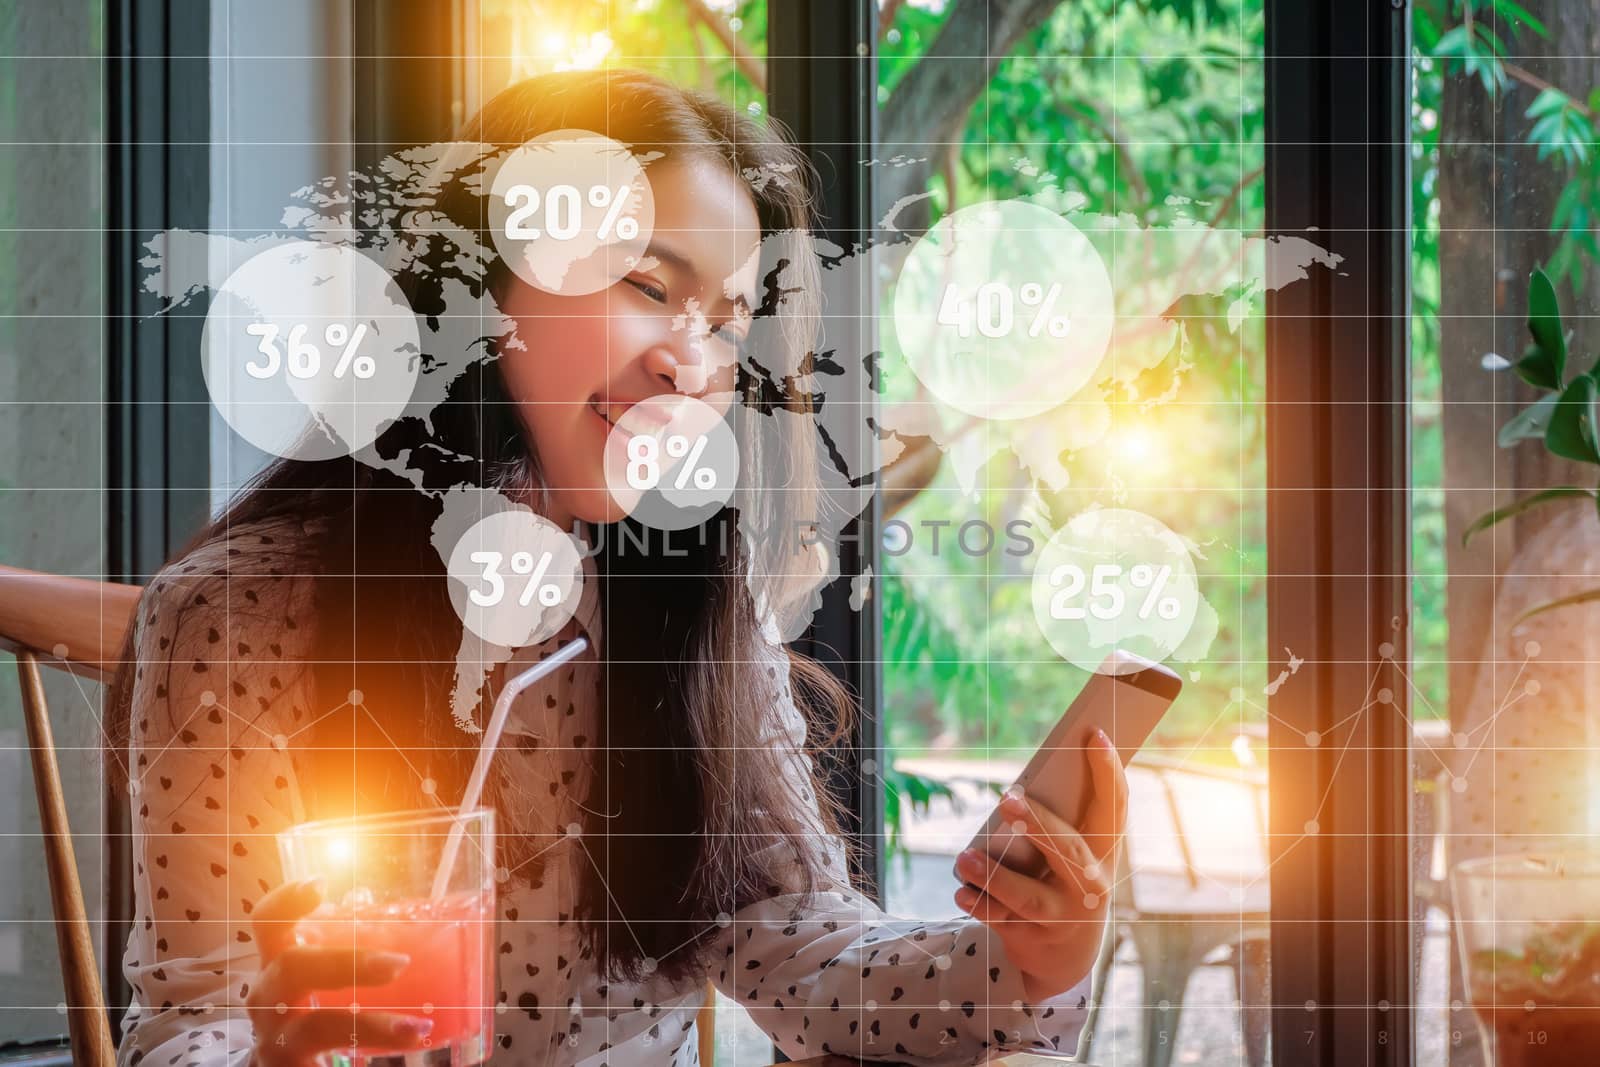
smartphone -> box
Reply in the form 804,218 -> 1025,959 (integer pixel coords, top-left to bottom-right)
954,650 -> 1181,885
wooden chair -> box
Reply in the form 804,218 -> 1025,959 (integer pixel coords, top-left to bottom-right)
0,563 -> 141,1067
0,563 -> 724,1066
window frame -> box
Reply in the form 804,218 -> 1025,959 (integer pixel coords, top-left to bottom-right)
767,0 -> 887,901
103,0 -> 213,1037
1264,2 -> 1415,1065
95,5 -> 1423,1065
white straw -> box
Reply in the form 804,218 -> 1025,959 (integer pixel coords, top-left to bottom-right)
431,636 -> 591,899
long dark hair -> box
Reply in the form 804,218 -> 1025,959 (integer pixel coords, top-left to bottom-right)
107,69 -> 854,985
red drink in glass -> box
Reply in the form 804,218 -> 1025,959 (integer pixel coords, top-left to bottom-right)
279,807 -> 497,1067
298,889 -> 495,1053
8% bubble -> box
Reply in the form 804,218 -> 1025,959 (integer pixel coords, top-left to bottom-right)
625,432 -> 719,492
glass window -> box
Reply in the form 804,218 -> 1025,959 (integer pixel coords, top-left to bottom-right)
474,0 -> 766,110
877,3 -> 1284,1063
1412,3 -> 1600,1062
0,0 -> 108,1048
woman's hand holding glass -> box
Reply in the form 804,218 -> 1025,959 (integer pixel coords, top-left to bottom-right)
244,880 -> 434,1067
953,729 -> 1129,1003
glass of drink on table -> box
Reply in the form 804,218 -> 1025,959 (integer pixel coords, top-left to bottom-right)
278,807 -> 496,1066
1453,851 -> 1600,1067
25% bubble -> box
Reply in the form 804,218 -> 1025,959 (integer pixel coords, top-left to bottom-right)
626,433 -> 719,492
1046,563 -> 1183,621
503,183 -> 640,242
243,322 -> 375,380
469,550 -> 566,608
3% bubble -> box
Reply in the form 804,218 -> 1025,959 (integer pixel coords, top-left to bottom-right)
936,281 -> 1071,340
1047,563 -> 1183,622
469,549 -> 565,609
243,322 -> 375,380
626,433 -> 718,492
503,182 -> 640,242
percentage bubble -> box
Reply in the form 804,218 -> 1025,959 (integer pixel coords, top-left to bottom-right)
203,240 -> 420,461
325,323 -> 375,379
490,131 -> 655,296
1018,282 -> 1071,338
1031,508 -> 1201,674
1129,563 -> 1182,619
894,199 -> 1114,421
503,183 -> 639,242
588,184 -> 640,241
449,512 -> 584,648
665,434 -> 716,491
935,280 -> 1072,341
508,549 -> 563,607
603,394 -> 738,530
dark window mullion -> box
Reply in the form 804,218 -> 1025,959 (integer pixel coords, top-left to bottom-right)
1265,3 -> 1413,1066
766,1 -> 884,900
104,0 -> 212,1033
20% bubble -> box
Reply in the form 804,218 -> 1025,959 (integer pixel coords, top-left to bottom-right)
503,183 -> 640,242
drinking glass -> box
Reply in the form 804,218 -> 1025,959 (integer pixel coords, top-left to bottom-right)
278,807 -> 496,1067
1452,850 -> 1600,1067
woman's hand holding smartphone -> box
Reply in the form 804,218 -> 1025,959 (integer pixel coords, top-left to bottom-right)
952,730 -> 1129,1003
951,653 -> 1178,1001
244,880 -> 434,1067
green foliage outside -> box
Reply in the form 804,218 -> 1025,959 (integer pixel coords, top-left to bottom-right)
486,0 -> 1600,803
1411,0 -> 1600,717
880,0 -> 1269,762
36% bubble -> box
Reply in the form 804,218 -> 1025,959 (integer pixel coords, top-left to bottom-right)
243,322 -> 375,380
468,550 -> 565,608
936,281 -> 1071,340
1047,563 -> 1182,621
626,433 -> 718,492
503,183 -> 640,242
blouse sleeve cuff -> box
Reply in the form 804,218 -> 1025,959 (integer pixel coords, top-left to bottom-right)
947,921 -> 1093,1058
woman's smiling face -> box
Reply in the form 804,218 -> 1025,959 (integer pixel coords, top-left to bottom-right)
497,155 -> 762,527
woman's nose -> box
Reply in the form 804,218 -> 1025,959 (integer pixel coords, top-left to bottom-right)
642,344 -> 708,396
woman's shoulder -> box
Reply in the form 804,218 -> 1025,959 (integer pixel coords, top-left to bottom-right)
138,515 -> 323,637
129,515 -> 327,750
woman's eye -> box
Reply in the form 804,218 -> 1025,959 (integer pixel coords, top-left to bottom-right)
623,276 -> 667,303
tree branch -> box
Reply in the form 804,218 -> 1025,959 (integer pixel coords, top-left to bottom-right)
878,0 -> 909,41
875,0 -> 1063,227
1072,102 -> 1150,209
684,0 -> 767,94
1503,60 -> 1594,117
881,432 -> 947,519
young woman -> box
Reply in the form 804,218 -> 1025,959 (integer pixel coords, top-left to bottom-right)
111,69 -> 1127,1067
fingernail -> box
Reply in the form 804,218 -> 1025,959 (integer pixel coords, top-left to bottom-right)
954,887 -> 977,909
1095,729 -> 1113,749
370,951 -> 411,972
1003,784 -> 1024,801
956,849 -> 982,873
392,1017 -> 434,1039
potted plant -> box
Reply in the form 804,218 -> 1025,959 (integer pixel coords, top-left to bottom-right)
1464,268 -> 1600,623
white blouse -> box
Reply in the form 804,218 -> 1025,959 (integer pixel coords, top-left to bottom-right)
117,518 -> 1091,1066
